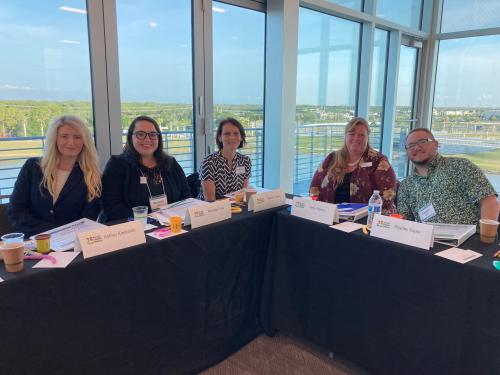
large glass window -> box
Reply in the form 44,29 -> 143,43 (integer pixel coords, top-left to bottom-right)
392,45 -> 418,178
376,0 -> 422,30
368,28 -> 389,150
441,0 -> 500,33
294,8 -> 361,195
326,0 -> 363,11
0,0 -> 94,201
116,0 -> 194,174
212,2 -> 265,187
432,36 -> 500,191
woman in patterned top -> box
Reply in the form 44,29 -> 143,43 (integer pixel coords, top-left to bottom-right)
199,117 -> 252,201
309,117 -> 397,214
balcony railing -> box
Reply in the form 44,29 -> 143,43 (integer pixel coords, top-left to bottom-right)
2,124 -> 499,201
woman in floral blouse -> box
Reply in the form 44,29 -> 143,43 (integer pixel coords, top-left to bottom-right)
309,117 -> 397,214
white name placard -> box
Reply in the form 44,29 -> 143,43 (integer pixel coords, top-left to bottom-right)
248,189 -> 286,212
76,221 -> 146,259
185,199 -> 231,229
370,214 -> 434,250
291,197 -> 339,225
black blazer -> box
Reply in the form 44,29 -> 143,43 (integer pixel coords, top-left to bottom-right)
101,154 -> 190,222
7,158 -> 100,237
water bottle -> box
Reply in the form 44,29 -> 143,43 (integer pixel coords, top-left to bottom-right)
367,190 -> 383,229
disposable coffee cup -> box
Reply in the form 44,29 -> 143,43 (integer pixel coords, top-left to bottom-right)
169,216 -> 182,233
35,234 -> 51,254
0,242 -> 25,272
245,188 -> 257,203
479,219 -> 499,244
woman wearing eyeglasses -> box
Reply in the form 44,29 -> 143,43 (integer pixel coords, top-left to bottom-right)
101,115 -> 190,221
309,117 -> 398,214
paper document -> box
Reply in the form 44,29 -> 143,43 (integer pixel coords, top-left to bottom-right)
155,198 -> 206,222
330,222 -> 364,233
147,228 -> 188,240
32,251 -> 80,268
428,223 -> 476,246
435,247 -> 482,264
31,218 -> 105,252
0,277 -> 4,283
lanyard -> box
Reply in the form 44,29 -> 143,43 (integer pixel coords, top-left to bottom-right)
139,168 -> 166,199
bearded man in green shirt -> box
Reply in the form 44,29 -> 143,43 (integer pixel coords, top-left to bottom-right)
397,128 -> 499,226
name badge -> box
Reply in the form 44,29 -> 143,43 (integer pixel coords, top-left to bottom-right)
235,166 -> 245,175
150,194 -> 168,211
140,176 -> 147,184
418,203 -> 436,222
360,162 -> 372,168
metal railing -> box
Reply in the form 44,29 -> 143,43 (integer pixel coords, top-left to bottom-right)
2,124 -> 499,200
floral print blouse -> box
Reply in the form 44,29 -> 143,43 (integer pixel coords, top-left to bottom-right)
310,148 -> 398,214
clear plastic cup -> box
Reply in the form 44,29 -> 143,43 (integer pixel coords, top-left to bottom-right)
132,206 -> 148,227
1,233 -> 24,243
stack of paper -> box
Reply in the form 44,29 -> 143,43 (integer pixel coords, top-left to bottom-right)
435,247 -> 482,264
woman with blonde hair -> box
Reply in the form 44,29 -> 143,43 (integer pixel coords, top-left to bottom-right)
8,115 -> 101,237
309,117 -> 397,214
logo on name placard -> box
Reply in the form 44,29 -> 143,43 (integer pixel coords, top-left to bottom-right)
294,201 -> 305,209
375,218 -> 391,229
85,234 -> 103,245
256,197 -> 265,204
194,211 -> 205,218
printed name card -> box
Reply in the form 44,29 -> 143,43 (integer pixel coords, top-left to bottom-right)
76,221 -> 146,259
291,197 -> 339,225
370,214 -> 434,250
248,189 -> 286,213
185,199 -> 231,229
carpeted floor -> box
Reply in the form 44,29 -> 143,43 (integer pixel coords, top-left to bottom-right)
200,334 -> 370,375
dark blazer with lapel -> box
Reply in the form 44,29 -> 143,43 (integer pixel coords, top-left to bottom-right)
101,153 -> 190,222
7,158 -> 100,237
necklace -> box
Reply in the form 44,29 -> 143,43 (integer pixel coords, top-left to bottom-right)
347,157 -> 362,167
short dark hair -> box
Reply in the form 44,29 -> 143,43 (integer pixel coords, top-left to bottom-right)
406,127 -> 435,140
215,117 -> 247,150
124,115 -> 168,166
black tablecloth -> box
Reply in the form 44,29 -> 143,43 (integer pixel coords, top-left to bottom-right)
0,207 -> 281,375
261,210 -> 500,375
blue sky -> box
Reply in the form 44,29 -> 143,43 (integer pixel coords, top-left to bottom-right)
0,0 -> 499,108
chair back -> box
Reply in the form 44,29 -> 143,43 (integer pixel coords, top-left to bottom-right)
187,173 -> 201,198
0,203 -> 15,236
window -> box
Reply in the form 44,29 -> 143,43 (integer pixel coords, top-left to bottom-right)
368,28 -> 389,150
441,0 -> 500,33
0,0 -> 94,200
392,45 -> 418,178
294,8 -> 361,195
432,36 -> 500,191
212,2 -> 265,187
116,0 -> 194,174
326,0 -> 363,11
376,0 -> 422,29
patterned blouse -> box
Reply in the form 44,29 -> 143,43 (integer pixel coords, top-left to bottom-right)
397,154 -> 496,226
198,151 -> 252,200
310,148 -> 398,214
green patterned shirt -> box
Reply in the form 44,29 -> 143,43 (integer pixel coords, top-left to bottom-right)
397,154 -> 496,226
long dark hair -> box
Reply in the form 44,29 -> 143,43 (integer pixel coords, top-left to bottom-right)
123,115 -> 171,169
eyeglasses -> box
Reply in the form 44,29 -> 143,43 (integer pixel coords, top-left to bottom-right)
405,138 -> 434,150
133,131 -> 160,140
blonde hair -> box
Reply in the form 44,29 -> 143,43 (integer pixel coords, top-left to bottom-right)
40,115 -> 102,201
328,117 -> 374,186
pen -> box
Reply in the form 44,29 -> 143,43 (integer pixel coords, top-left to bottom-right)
493,250 -> 500,258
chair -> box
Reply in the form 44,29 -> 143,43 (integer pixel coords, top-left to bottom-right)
0,203 -> 15,236
187,173 -> 201,198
